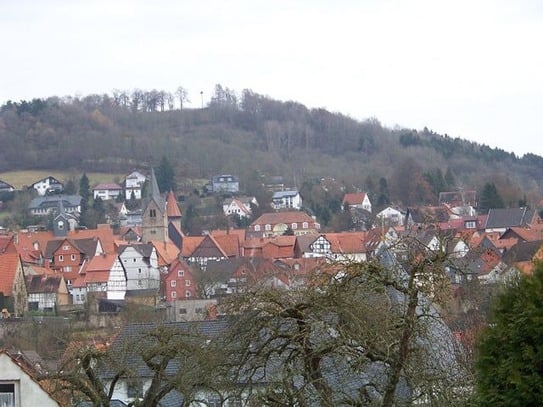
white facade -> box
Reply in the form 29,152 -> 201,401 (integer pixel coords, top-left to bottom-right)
222,197 -> 256,218
125,171 -> 147,200
376,206 -> 405,226
0,352 -> 60,407
119,246 -> 160,291
107,257 -> 127,300
93,183 -> 123,200
30,176 -> 63,196
272,190 -> 302,210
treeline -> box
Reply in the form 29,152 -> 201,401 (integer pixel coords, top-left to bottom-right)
1,85 -> 542,208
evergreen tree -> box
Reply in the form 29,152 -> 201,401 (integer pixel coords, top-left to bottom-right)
156,155 -> 176,192
79,173 -> 90,204
479,182 -> 505,213
475,263 -> 543,405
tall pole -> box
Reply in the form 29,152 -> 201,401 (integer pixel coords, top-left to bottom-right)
200,91 -> 203,109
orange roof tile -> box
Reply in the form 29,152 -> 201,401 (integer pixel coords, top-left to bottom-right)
84,271 -> 110,284
342,192 -> 366,206
83,253 -> 117,272
180,236 -> 205,257
150,240 -> 180,266
166,190 -> 182,217
0,253 -> 21,296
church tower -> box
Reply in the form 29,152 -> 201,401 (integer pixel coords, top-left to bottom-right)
53,198 -> 69,237
141,168 -> 168,243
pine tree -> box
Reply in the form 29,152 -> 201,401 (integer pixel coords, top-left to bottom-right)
475,262 -> 543,405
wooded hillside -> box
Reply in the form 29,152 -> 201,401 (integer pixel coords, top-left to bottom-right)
1,85 -> 542,207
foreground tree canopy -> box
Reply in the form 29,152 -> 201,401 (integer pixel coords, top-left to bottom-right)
475,262 -> 543,406
45,235 -> 471,406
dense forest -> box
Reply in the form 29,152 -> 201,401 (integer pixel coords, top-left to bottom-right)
1,85 -> 543,208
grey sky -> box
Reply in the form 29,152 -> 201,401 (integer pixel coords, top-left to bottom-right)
1,0 -> 542,157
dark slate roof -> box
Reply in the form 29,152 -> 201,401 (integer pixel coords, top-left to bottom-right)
28,194 -> 82,210
502,240 -> 543,265
25,274 -> 63,293
485,207 -> 536,229
43,238 -> 98,259
0,179 -> 15,190
118,243 -> 154,258
102,319 -> 230,379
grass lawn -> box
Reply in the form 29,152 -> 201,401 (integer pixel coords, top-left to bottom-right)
0,170 -> 125,190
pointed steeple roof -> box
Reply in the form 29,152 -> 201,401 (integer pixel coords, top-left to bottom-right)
145,168 -> 166,210
166,190 -> 182,218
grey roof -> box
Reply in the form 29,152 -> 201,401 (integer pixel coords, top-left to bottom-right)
485,207 -> 536,229
0,179 -> 14,190
118,243 -> 154,258
28,194 -> 82,210
43,237 -> 99,259
502,240 -> 543,265
212,174 -> 239,183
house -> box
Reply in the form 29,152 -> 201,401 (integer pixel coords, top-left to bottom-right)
117,244 -> 160,293
249,211 -> 320,238
404,206 -> 450,230
124,171 -> 147,200
44,237 -> 104,287
484,207 -> 540,234
243,236 -> 297,259
295,232 -> 368,262
26,274 -> 70,312
29,176 -> 64,196
28,195 -> 82,218
166,298 -> 219,322
0,350 -> 62,406
0,253 -> 28,317
222,196 -> 258,218
210,174 -> 239,193
342,192 -> 372,213
80,253 -> 127,302
164,258 -> 197,302
185,234 -> 230,270
271,189 -> 302,210
93,183 -> 123,201
375,206 -> 405,227
439,190 -> 478,210
0,179 -> 15,193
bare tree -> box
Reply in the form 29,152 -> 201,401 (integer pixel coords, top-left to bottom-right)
176,86 -> 190,110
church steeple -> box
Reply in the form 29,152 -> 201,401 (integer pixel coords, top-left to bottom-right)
141,168 -> 168,243
53,198 -> 68,237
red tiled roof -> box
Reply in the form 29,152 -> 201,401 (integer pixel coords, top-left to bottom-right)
0,252 -> 21,296
166,190 -> 182,217
342,192 -> 366,206
180,236 -> 204,257
251,211 -> 318,227
150,240 -> 180,266
85,271 -> 110,284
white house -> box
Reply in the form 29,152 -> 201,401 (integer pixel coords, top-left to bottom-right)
93,183 -> 123,201
0,350 -> 60,406
272,189 -> 302,210
342,192 -> 372,213
376,206 -> 405,227
124,171 -> 147,200
222,196 -> 258,218
29,176 -> 64,196
118,244 -> 160,292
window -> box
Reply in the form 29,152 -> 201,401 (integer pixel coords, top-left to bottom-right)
178,270 -> 185,277
81,294 -> 85,302
207,396 -> 222,407
254,225 -> 261,232
186,280 -> 191,286
171,291 -> 177,298
0,382 -> 16,407
170,280 -> 177,287
179,308 -> 187,314
71,254 -> 76,261
150,209 -> 156,218
302,222 -> 308,229
58,255 -> 64,262
138,268 -> 142,273
76,294 -> 80,301
265,224 -> 271,231
63,245 -> 70,250
291,223 -> 297,230
185,290 -> 191,298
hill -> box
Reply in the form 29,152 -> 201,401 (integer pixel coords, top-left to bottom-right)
1,86 -> 542,208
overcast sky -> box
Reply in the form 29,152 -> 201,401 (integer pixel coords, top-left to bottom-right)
1,0 -> 542,157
